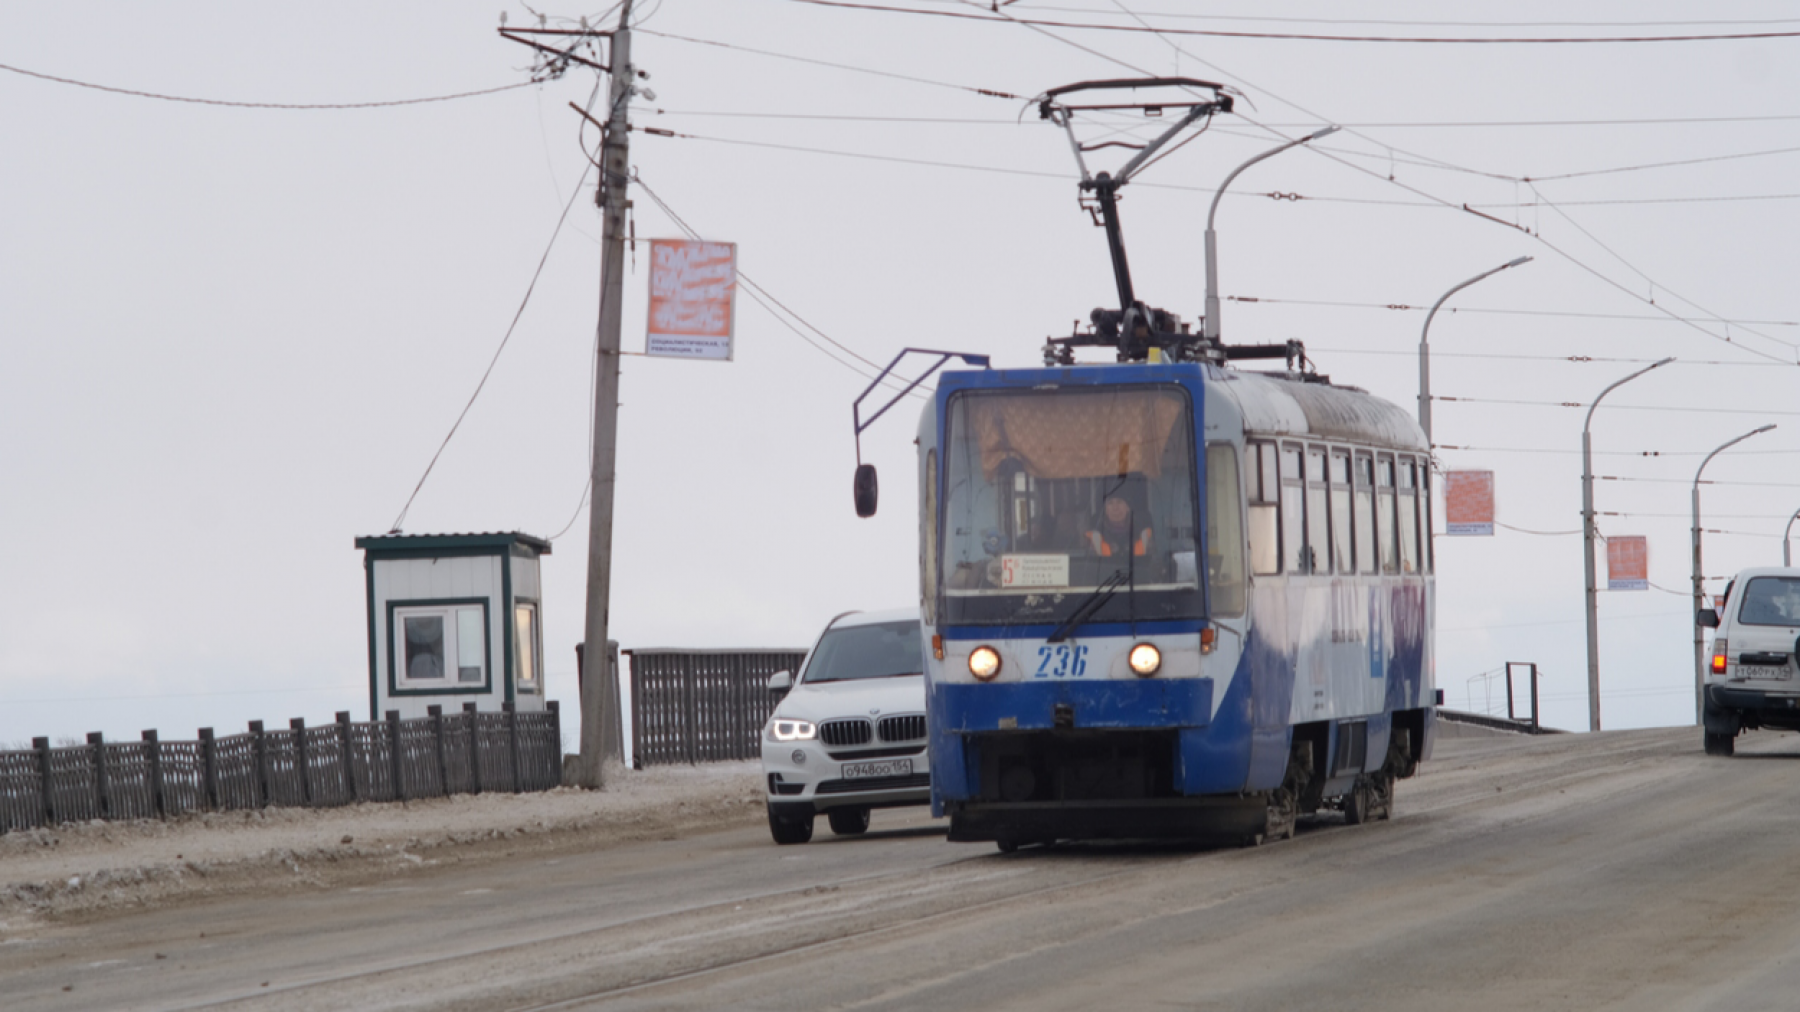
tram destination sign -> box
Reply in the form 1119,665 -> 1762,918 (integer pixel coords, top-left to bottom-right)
646,239 -> 737,361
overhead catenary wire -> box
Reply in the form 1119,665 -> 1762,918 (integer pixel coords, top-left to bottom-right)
0,61 -> 535,109
782,0 -> 1800,42
930,0 -> 1800,370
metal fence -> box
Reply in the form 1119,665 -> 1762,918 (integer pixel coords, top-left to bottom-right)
629,649 -> 806,766
0,702 -> 561,835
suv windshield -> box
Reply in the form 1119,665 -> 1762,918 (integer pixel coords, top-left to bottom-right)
939,385 -> 1203,626
801,620 -> 924,682
1738,577 -> 1800,627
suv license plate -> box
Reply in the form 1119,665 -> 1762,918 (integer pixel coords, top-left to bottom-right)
842,758 -> 912,780
1740,665 -> 1789,680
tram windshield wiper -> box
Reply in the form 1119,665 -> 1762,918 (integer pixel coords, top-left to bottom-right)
1046,569 -> 1128,644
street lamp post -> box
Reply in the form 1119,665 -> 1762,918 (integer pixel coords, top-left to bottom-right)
1203,125 -> 1339,342
1417,256 -> 1532,445
1783,508 -> 1800,567
1694,424 -> 1778,721
1582,357 -> 1675,732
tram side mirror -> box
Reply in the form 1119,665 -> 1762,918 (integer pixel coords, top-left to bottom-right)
1697,608 -> 1720,628
854,463 -> 879,518
767,670 -> 793,700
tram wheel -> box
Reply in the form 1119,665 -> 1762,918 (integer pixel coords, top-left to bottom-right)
1343,782 -> 1370,826
996,838 -> 1020,854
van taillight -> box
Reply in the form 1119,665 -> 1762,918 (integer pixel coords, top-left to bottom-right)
1711,640 -> 1728,675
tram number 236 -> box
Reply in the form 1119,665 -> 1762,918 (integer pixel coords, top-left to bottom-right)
1035,644 -> 1090,678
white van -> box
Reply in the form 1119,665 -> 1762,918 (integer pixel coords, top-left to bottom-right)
1697,566 -> 1800,756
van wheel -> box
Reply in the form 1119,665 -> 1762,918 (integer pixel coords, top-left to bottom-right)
1704,730 -> 1736,757
827,807 -> 871,836
767,803 -> 814,845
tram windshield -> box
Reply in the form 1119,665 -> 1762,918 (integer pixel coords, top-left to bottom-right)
940,385 -> 1203,626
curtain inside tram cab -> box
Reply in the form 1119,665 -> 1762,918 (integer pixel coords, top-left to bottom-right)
970,390 -> 1187,481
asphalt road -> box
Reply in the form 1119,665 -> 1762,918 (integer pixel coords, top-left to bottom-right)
7,725 -> 1800,1011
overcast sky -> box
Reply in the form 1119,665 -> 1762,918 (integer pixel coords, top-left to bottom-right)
4,1 -> 1798,747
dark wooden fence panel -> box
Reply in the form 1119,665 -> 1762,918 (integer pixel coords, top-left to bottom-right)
0,748 -> 45,832
104,739 -> 158,821
302,723 -> 350,807
474,711 -> 516,792
46,743 -> 103,823
160,739 -> 205,817
0,705 -> 562,835
440,710 -> 477,795
630,649 -> 806,766
212,732 -> 262,811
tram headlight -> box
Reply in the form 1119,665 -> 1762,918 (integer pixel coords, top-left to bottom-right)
969,646 -> 1002,681
1128,642 -> 1162,677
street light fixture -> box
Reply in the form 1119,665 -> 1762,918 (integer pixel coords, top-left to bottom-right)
1693,423 -> 1778,721
1203,125 -> 1339,342
1417,256 -> 1533,445
1582,357 -> 1675,732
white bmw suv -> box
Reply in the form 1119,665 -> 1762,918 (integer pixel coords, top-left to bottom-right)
762,608 -> 930,844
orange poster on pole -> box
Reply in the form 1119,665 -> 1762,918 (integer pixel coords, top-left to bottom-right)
1444,470 -> 1494,536
646,239 -> 737,361
1607,535 -> 1648,591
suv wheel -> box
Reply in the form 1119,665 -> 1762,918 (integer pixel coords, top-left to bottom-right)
767,803 -> 814,845
827,807 -> 871,836
1704,730 -> 1736,757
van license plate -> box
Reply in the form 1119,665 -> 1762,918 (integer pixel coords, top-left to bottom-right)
1741,665 -> 1788,680
842,758 -> 912,779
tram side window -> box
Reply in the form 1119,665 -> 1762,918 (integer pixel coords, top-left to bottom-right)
921,449 -> 938,625
1205,444 -> 1246,615
1420,465 -> 1434,574
1398,457 -> 1420,574
1281,445 -> 1308,573
1247,442 -> 1279,576
1377,455 -> 1398,574
1354,453 -> 1376,575
1305,448 -> 1329,577
1330,450 -> 1353,574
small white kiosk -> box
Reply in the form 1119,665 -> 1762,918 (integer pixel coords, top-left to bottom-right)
355,532 -> 551,721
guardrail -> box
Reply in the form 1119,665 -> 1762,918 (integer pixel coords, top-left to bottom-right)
0,702 -> 560,835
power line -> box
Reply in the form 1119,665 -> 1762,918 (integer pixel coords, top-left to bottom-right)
389,122 -> 599,534
634,27 -> 1022,99
0,61 -> 535,109
1004,6 -> 1800,30
1435,394 -> 1800,417
1438,444 -> 1800,458
987,2 -> 1796,370
1236,296 -> 1800,330
784,0 -> 1800,42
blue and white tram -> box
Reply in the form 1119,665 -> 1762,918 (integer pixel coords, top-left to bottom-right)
913,360 -> 1437,847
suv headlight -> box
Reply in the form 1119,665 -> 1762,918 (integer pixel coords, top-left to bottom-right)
770,719 -> 817,742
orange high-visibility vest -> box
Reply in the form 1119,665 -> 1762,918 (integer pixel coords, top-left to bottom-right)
1087,529 -> 1150,557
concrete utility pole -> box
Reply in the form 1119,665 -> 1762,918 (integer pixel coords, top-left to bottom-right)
1580,357 -> 1673,732
578,1 -> 635,788
1692,424 -> 1776,723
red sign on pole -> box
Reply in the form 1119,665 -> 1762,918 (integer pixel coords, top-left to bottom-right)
1607,536 -> 1648,591
646,239 -> 737,361
1444,471 -> 1495,536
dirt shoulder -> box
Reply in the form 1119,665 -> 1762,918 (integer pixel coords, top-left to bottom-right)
0,761 -> 764,929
